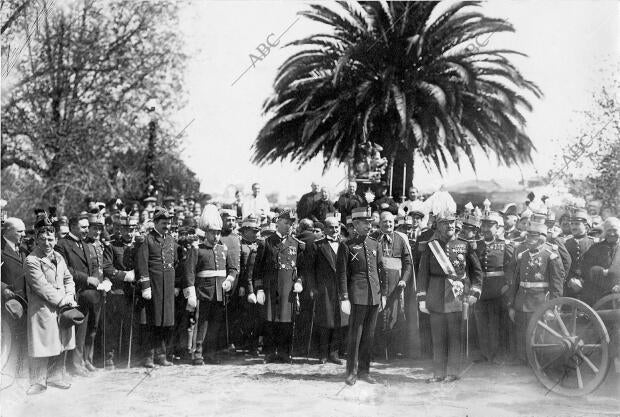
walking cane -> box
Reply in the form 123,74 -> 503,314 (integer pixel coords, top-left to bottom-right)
306,298 -> 316,360
102,291 -> 107,368
127,285 -> 136,369
224,291 -> 230,351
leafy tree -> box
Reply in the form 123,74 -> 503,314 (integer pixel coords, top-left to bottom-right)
253,1 -> 541,195
548,75 -> 620,214
1,0 -> 197,218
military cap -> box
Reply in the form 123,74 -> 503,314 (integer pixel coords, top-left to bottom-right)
277,209 -> 296,222
527,222 -> 547,236
241,215 -> 260,230
481,211 -> 504,227
345,216 -> 353,225
163,196 -> 176,203
351,206 -> 372,220
34,216 -> 54,231
571,208 -> 589,224
143,196 -> 157,203
500,203 -> 518,217
462,213 -> 481,228
530,212 -> 547,225
87,212 -> 105,226
436,210 -> 457,223
220,209 -> 237,218
152,207 -> 173,221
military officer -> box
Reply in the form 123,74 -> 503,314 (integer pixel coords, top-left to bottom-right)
374,211 -> 412,360
182,204 -> 237,364
239,215 -> 262,355
417,209 -> 482,383
252,210 -> 304,363
336,207 -> 387,385
473,211 -> 514,363
135,207 -> 178,368
500,203 -> 520,242
543,212 -> 572,284
508,222 -> 564,363
102,213 -> 139,366
564,208 -> 595,299
220,209 -> 242,350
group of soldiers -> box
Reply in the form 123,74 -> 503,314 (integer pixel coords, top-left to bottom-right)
1,183 -> 619,393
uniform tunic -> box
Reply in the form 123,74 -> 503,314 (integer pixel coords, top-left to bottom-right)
135,230 -> 178,327
254,233 -> 302,323
564,234 -> 594,298
417,237 -> 482,314
510,243 -> 564,313
581,241 -> 620,306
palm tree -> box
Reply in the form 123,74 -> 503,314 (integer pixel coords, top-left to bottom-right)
252,1 -> 542,195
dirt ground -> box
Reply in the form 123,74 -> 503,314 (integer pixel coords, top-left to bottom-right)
1,354 -> 619,417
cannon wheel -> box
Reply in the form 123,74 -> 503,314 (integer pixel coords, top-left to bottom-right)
593,293 -> 620,311
526,297 -> 610,396
1,316 -> 13,370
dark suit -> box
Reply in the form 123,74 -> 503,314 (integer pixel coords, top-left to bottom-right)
55,234 -> 97,371
336,235 -> 386,377
307,237 -> 348,359
1,237 -> 28,357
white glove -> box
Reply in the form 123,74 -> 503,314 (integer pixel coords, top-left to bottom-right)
419,300 -> 429,314
222,276 -> 234,292
293,282 -> 303,293
97,279 -> 113,293
247,293 -> 257,304
340,299 -> 351,315
256,290 -> 266,305
174,288 -> 180,297
59,294 -> 75,307
239,287 -> 246,297
123,270 -> 135,282
142,287 -> 152,300
568,278 -> 583,291
186,294 -> 197,310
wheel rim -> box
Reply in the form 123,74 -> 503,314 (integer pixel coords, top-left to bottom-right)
526,297 -> 610,396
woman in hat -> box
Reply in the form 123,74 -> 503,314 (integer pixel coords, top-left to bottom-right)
24,217 -> 77,395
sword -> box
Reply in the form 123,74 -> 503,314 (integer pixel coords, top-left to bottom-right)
127,284 -> 136,369
290,293 -> 300,364
224,292 -> 230,351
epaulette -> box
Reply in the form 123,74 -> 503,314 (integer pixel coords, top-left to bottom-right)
542,245 -> 558,259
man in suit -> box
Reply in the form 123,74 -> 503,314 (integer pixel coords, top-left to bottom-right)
337,207 -> 387,385
307,217 -> 348,364
252,210 -> 304,363
55,215 -> 100,376
2,217 -> 28,361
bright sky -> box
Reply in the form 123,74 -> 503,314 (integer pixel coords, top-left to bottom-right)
176,0 -> 619,201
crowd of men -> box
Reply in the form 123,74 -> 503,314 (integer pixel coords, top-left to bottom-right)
1,180 -> 619,394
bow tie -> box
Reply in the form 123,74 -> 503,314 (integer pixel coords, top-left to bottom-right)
382,234 -> 392,243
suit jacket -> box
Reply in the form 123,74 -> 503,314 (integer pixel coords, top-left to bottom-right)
308,237 -> 348,328
336,235 -> 387,306
24,248 -> 76,357
581,241 -> 620,306
55,234 -> 94,292
1,237 -> 27,299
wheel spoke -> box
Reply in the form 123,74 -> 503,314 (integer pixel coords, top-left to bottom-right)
570,307 -> 577,335
553,308 -> 571,337
577,351 -> 599,374
581,344 -> 601,350
575,363 -> 584,389
537,320 -> 565,340
532,343 -> 564,348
